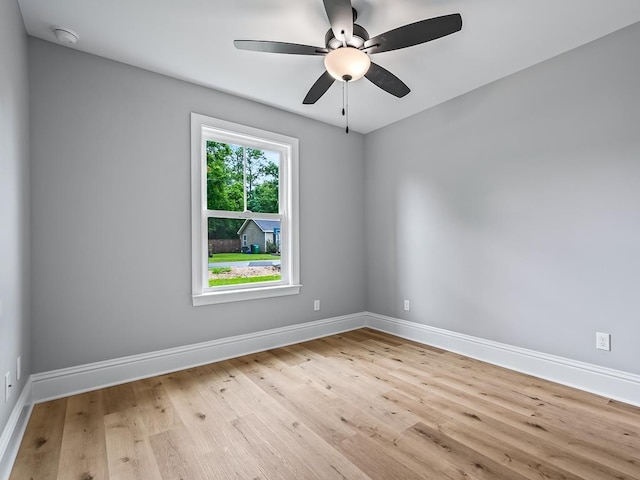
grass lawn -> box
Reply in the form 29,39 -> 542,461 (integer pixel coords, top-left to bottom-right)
209,275 -> 281,287
209,253 -> 280,263
210,267 -> 231,274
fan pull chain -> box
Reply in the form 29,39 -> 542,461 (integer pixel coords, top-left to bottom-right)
345,80 -> 349,134
341,75 -> 351,134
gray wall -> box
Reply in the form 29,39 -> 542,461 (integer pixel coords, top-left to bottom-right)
29,39 -> 366,373
0,0 -> 31,434
365,22 -> 640,374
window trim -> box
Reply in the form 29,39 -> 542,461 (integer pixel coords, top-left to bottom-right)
191,113 -> 300,306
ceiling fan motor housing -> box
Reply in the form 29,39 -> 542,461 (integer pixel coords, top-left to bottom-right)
325,23 -> 369,50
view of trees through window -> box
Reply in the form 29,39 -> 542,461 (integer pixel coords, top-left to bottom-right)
206,141 -> 282,287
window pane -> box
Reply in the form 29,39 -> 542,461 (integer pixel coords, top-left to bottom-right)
206,141 -> 244,212
248,149 -> 279,214
206,141 -> 279,214
207,217 -> 281,288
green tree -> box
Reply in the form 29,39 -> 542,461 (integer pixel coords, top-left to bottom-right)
206,141 -> 234,211
251,181 -> 278,213
250,160 -> 279,213
206,142 -> 242,239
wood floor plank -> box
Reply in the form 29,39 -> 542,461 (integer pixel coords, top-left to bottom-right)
295,353 -> 420,433
200,444 -> 265,480
148,426 -> 215,480
384,377 -> 640,479
129,377 -> 178,437
336,408 -> 461,480
203,356 -> 372,479
104,409 -> 163,480
230,413 -> 321,480
340,432 -> 434,480
102,383 -> 138,415
230,353 -> 361,446
188,361 -> 260,419
267,346 -> 308,366
56,390 -> 109,480
9,398 -> 67,480
159,369 -> 244,457
530,400 -> 640,456
10,328 -> 640,480
383,388 -> 586,480
609,399 -> 640,415
250,398 -> 372,480
361,328 -> 448,352
361,338 -> 542,416
402,421 -> 531,480
338,328 -> 379,343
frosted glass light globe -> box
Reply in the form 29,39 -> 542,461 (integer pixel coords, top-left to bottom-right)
324,47 -> 371,82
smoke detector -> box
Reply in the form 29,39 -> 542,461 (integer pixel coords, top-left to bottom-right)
53,27 -> 79,45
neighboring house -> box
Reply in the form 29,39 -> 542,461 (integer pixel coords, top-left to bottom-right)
237,219 -> 280,253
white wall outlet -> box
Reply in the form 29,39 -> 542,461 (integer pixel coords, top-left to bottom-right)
403,299 -> 410,311
4,372 -> 11,403
313,300 -> 320,311
596,332 -> 611,351
17,356 -> 21,381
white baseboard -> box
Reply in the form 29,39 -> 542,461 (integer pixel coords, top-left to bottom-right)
0,378 -> 33,480
4,311 -> 640,478
30,313 -> 366,404
364,312 -> 640,407
24,311 -> 640,408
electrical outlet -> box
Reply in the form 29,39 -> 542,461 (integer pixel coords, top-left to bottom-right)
4,372 -> 11,403
17,356 -> 21,381
313,300 -> 320,311
403,299 -> 410,311
596,332 -> 610,351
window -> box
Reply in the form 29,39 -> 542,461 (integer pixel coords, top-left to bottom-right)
191,113 -> 300,305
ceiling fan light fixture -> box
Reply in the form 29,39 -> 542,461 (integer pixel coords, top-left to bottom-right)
324,47 -> 370,82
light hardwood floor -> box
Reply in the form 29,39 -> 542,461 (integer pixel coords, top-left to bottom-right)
10,328 -> 640,479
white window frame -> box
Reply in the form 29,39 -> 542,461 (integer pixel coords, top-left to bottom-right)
191,113 -> 301,306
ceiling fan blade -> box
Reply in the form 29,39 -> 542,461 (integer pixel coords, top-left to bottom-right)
323,0 -> 353,42
364,13 -> 462,54
234,40 -> 327,55
365,62 -> 410,98
303,71 -> 335,104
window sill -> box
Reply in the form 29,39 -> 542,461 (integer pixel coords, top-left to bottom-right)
192,284 -> 302,306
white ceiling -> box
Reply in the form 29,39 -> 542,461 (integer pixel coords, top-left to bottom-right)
17,0 -> 640,134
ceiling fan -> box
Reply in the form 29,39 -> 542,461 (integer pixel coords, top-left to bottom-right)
234,0 -> 462,130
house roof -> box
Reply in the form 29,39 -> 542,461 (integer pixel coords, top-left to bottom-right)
254,220 -> 280,232
237,219 -> 281,235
